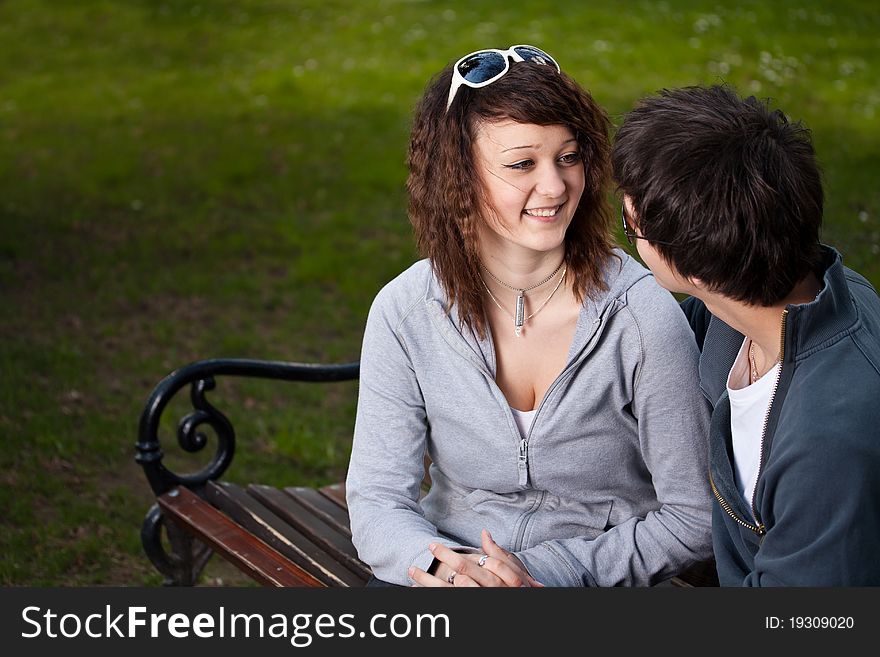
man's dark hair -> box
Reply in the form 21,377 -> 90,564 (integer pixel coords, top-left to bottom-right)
612,84 -> 823,306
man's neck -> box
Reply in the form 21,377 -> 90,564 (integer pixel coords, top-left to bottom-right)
700,273 -> 822,365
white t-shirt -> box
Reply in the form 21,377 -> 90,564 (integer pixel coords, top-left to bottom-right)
510,407 -> 538,439
726,338 -> 780,510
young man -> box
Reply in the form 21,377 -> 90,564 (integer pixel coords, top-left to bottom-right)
611,85 -> 880,586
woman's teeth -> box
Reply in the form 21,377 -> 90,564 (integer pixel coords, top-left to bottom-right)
524,205 -> 561,217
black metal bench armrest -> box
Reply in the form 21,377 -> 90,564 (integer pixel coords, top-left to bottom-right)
135,358 -> 359,497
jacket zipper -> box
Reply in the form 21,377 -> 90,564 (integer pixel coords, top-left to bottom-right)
512,490 -> 546,551
513,315 -> 604,487
710,308 -> 789,537
518,438 -> 528,468
710,475 -> 764,534
508,315 -> 605,549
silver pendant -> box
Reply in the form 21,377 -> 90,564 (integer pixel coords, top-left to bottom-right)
515,292 -> 525,337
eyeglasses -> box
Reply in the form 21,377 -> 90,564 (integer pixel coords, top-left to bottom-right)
446,44 -> 560,111
621,204 -> 678,247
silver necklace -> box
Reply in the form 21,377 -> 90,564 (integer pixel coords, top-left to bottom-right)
480,263 -> 567,337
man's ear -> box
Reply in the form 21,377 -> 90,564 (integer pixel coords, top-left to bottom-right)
686,276 -> 705,290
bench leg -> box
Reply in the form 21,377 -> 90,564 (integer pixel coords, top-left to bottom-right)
141,503 -> 214,586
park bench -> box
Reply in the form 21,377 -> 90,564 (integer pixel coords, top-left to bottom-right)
136,358 -> 718,587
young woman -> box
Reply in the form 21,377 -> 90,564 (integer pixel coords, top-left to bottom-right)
346,46 -> 713,587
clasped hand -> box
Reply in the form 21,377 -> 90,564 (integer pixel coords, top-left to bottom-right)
408,529 -> 543,587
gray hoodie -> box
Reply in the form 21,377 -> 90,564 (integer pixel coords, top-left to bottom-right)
346,251 -> 713,586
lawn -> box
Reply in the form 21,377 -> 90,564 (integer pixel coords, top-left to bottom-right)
1,0 -> 877,585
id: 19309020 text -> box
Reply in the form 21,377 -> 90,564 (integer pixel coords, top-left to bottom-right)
764,616 -> 854,630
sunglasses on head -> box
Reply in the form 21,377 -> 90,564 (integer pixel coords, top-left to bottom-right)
446,44 -> 561,111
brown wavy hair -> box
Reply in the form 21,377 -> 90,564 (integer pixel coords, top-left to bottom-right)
407,57 -> 615,337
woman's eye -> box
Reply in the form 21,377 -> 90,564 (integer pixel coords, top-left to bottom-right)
558,152 -> 580,165
503,159 -> 535,170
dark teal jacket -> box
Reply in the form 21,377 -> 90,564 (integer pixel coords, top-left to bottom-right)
682,246 -> 880,585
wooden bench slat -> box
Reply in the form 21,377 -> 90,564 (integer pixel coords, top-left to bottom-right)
282,486 -> 352,537
318,482 -> 348,509
157,486 -> 321,587
249,484 -> 372,580
206,482 -> 366,587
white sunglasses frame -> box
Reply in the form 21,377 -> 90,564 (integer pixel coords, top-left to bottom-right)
445,44 -> 560,111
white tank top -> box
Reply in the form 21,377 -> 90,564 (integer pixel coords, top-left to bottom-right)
510,407 -> 538,439
726,337 -> 780,509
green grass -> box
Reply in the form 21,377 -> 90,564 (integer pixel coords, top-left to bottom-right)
1,0 -> 878,585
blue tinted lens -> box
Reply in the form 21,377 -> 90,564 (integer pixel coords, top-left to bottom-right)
512,46 -> 559,70
458,51 -> 507,83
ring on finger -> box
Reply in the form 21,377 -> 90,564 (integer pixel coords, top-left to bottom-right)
477,554 -> 489,567
446,570 -> 457,585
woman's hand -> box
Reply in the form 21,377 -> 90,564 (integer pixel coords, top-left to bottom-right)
409,530 -> 544,587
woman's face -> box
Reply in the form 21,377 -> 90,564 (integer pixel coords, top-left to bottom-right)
473,120 -> 585,256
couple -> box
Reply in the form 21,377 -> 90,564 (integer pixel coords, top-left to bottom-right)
345,46 -> 880,587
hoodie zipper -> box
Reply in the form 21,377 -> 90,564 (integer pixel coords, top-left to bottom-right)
513,315 -> 605,487
711,308 -> 789,536
507,315 -> 606,550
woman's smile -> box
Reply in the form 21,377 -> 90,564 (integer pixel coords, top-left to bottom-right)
524,202 -> 566,220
